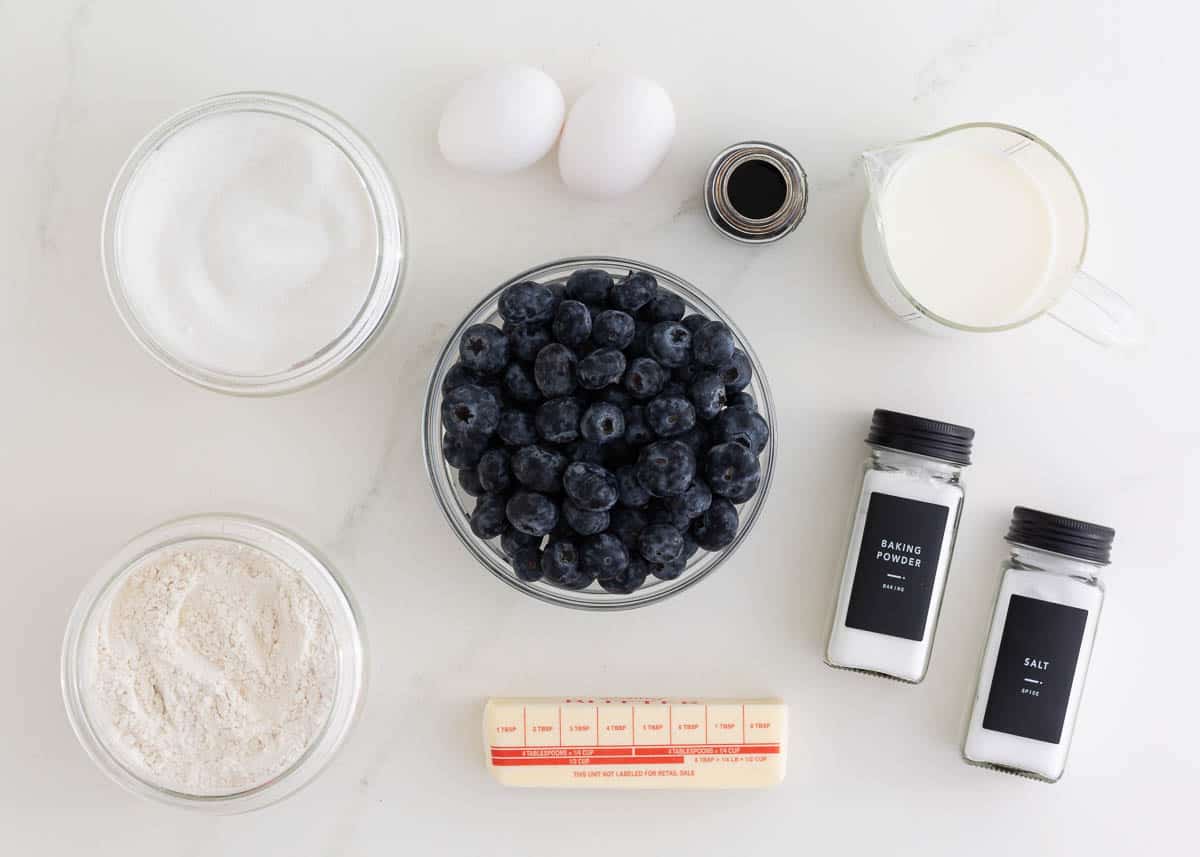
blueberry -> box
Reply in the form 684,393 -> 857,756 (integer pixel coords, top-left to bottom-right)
675,423 -> 710,456
727,391 -> 757,411
536,396 -> 583,444
542,538 -> 583,586
636,440 -> 697,497
602,387 -> 633,410
646,556 -> 686,581
638,523 -> 684,563
592,309 -> 636,350
563,499 -> 610,536
506,491 -> 559,536
512,444 -> 567,493
442,384 -> 499,437
666,480 -> 712,521
718,349 -> 753,392
712,408 -> 770,455
643,292 -> 686,322
692,320 -> 736,367
566,439 -> 603,464
511,546 -> 543,582
609,507 -> 648,550
724,472 -> 761,504
660,380 -> 687,399
624,357 -> 666,399
499,281 -> 556,325
458,323 -> 509,375
647,321 -> 692,368
553,300 -> 592,347
617,465 -> 651,508
498,410 -> 538,447
470,493 -> 508,539
580,402 -> 625,445
565,268 -> 614,304
506,323 -> 552,362
688,371 -> 727,421
503,362 -> 540,404
534,343 -> 578,397
680,534 -> 700,560
673,363 -> 697,384
623,405 -> 655,446
476,448 -> 512,493
706,442 -> 761,499
611,271 -> 657,313
442,431 -> 489,469
563,461 -> 619,512
581,533 -> 630,582
681,314 -> 709,334
578,347 -> 627,390
692,497 -> 739,550
442,362 -> 481,395
597,559 -> 649,593
501,527 -> 541,557
458,467 -> 485,497
646,395 -> 696,437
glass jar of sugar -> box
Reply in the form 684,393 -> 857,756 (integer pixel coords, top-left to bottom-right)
962,507 -> 1114,782
825,409 -> 974,683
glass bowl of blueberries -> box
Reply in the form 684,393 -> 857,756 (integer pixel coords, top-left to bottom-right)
422,256 -> 776,610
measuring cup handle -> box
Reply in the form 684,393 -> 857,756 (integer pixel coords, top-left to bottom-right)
1048,270 -> 1145,348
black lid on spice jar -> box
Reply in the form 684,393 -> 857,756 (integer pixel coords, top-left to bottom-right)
866,409 -> 975,465
1006,507 -> 1116,564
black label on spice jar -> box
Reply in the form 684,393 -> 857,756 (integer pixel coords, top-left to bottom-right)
982,595 -> 1088,744
845,492 -> 949,641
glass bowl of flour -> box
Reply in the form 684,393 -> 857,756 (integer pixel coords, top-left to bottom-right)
61,515 -> 366,812
102,92 -> 405,395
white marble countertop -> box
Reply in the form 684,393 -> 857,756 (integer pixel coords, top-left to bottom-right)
3,0 -> 1195,852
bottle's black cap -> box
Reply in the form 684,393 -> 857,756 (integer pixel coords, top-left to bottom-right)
866,409 -> 974,465
1006,507 -> 1115,564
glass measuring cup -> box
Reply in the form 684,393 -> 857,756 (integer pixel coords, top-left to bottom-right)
859,123 -> 1142,346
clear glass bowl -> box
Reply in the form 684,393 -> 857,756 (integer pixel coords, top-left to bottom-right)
422,256 -> 777,610
101,91 -> 406,396
60,515 -> 367,813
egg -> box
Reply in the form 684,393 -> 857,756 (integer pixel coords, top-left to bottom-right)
437,65 -> 565,174
558,76 -> 676,197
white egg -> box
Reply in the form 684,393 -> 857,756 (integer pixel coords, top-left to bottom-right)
437,65 -> 565,174
558,76 -> 676,197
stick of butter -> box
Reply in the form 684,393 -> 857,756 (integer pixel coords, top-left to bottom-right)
484,697 -> 788,789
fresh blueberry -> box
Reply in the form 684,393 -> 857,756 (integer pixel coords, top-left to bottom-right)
580,402 -> 625,445
536,396 -> 583,444
609,507 -> 648,550
542,538 -> 583,586
675,423 -> 710,456
553,300 -> 592,348
458,467 -> 486,497
611,271 -> 657,313
458,323 -> 509,375
666,480 -> 712,521
563,499 -> 610,536
602,387 -> 633,410
591,309 -> 635,350
534,343 -> 578,397
442,362 -> 481,395
503,362 -> 540,404
581,533 -> 630,582
501,527 -> 541,557
476,448 -> 512,493
681,314 -> 709,334
638,523 -> 684,563
623,405 -> 655,446
680,533 -> 700,560
688,371 -> 727,421
565,268 -> 614,304
672,363 -> 697,384
498,409 -> 538,447
660,380 -> 687,399
566,439 -> 604,464
597,558 -> 649,593
636,440 -> 697,497
718,349 -> 753,392
442,384 -> 499,437
562,461 -> 619,512
646,556 -> 686,580
442,431 -> 489,469
712,408 -> 770,454
506,491 -> 559,536
724,472 -> 761,504
646,395 -> 696,437
578,347 -> 627,390
624,357 -> 666,399
512,444 -> 567,493
511,546 -> 543,582
692,320 -> 736,367
643,292 -> 686,323
692,497 -> 739,550
506,323 -> 552,362
470,493 -> 508,539
499,281 -> 556,325
617,465 -> 651,508
647,321 -> 692,368
706,442 -> 761,499
727,391 -> 757,411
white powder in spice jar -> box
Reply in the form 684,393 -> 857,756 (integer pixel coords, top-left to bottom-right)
86,542 -> 337,796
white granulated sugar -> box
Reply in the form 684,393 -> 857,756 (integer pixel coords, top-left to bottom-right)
87,542 -> 336,795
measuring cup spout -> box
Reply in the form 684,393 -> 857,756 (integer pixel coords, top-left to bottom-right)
860,144 -> 910,198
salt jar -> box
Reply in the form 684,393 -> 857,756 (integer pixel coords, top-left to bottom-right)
825,409 -> 974,683
962,507 -> 1114,782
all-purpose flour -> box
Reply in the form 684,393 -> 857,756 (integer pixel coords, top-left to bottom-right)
87,542 -> 336,795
